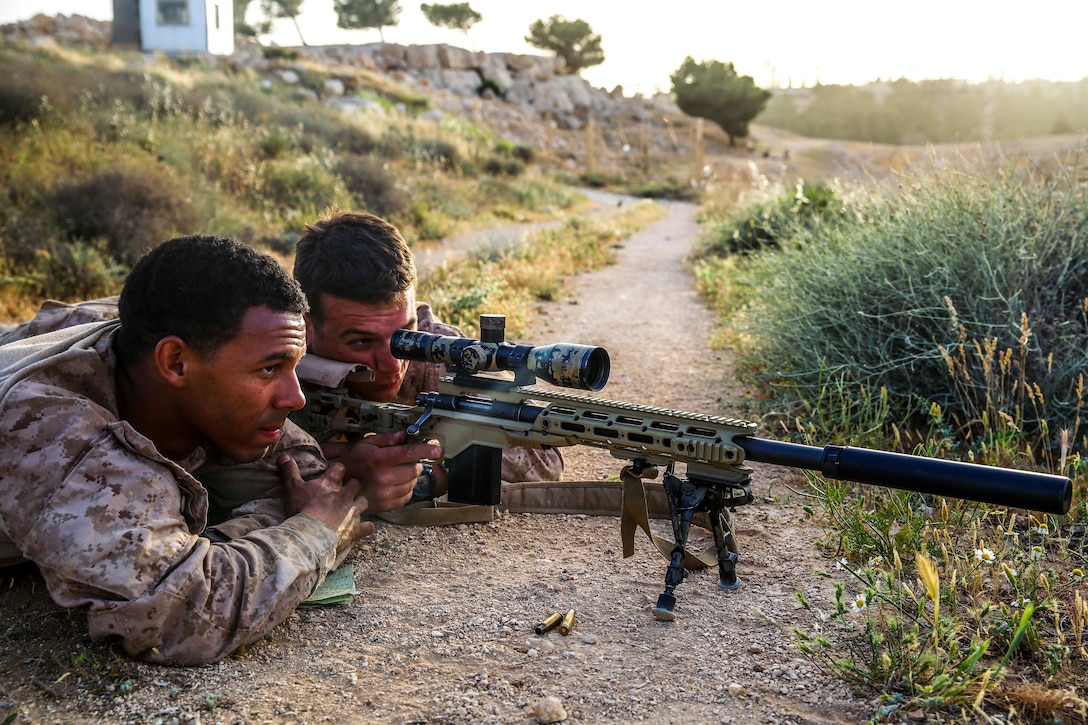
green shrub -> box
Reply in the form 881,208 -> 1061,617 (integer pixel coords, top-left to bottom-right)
482,155 -> 525,177
261,158 -> 345,214
50,166 -> 203,264
728,165 -> 1088,453
335,154 -> 409,217
511,144 -> 536,164
699,181 -> 844,256
262,47 -> 300,61
33,240 -> 127,299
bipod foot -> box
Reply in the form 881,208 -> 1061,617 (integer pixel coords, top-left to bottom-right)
652,591 -> 677,621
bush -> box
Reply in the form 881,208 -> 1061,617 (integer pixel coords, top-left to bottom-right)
261,158 -> 346,214
482,156 -> 525,177
50,166 -> 203,264
262,47 -> 300,61
335,154 -> 409,217
33,240 -> 127,299
699,181 -> 843,256
729,164 -> 1088,452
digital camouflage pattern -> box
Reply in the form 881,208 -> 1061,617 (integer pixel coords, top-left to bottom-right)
0,322 -> 339,665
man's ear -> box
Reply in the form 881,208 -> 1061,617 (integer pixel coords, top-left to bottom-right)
304,313 -> 315,347
153,336 -> 194,389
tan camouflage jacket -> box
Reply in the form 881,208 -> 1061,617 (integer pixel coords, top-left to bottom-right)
2,298 -> 563,483
396,303 -> 563,483
0,322 -> 338,665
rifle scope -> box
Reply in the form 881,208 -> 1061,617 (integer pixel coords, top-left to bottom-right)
391,315 -> 610,391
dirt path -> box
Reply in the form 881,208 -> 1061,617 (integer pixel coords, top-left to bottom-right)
0,200 -> 877,724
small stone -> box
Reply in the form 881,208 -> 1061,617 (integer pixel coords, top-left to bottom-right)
532,695 -> 568,723
582,633 -> 598,644
728,682 -> 745,697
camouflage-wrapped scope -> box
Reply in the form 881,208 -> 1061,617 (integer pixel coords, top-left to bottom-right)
391,327 -> 610,391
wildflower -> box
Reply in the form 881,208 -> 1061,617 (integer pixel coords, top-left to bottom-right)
1073,568 -> 1084,582
868,555 -> 884,569
1030,546 -> 1045,560
834,557 -> 848,571
850,593 -> 868,612
1033,523 -> 1050,537
975,547 -> 997,564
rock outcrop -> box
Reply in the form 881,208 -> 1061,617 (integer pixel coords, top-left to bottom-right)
1,13 -> 671,133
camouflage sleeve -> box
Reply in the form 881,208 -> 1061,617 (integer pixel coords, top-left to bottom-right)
404,304 -> 564,483
0,388 -> 339,665
0,296 -> 119,345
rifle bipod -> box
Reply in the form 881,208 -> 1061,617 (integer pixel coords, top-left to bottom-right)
651,463 -> 753,621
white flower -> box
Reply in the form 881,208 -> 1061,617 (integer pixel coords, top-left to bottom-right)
850,593 -> 868,612
868,555 -> 884,568
1033,523 -> 1050,537
834,557 -> 849,571
975,547 -> 997,564
1030,546 -> 1045,560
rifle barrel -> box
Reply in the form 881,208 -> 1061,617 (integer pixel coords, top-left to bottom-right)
736,437 -> 1072,515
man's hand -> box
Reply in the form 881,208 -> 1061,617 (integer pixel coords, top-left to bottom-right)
321,431 -> 442,513
278,456 -> 374,553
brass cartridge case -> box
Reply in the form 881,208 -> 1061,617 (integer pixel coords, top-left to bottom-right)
534,612 -> 562,635
558,609 -> 576,635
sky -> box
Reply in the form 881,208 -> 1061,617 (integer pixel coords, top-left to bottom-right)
3,1 -> 1087,95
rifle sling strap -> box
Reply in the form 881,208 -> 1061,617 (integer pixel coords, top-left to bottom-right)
377,473 -> 718,572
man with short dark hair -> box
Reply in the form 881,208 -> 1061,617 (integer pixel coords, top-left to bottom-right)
0,235 -> 437,665
294,211 -> 563,498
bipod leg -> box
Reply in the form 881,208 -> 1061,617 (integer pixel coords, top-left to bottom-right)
709,500 -> 740,590
652,468 -> 706,622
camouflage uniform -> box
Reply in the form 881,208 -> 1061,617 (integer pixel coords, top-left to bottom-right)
0,321 -> 337,665
3,298 -> 563,483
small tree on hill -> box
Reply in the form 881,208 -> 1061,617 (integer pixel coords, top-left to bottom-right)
525,15 -> 604,75
670,57 -> 771,146
335,0 -> 402,42
260,0 -> 307,45
234,0 -> 269,35
420,2 -> 482,38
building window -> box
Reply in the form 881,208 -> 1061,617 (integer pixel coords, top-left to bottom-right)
157,0 -> 190,26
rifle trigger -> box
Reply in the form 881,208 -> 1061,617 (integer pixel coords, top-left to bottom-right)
407,395 -> 436,436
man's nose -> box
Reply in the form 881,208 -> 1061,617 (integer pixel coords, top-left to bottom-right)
279,372 -> 307,411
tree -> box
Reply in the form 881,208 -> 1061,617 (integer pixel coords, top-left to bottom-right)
260,0 -> 307,45
420,2 -> 482,38
524,15 -> 604,75
233,0 -> 267,36
334,0 -> 402,43
670,57 -> 771,146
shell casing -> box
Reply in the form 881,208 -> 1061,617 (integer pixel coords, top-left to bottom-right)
534,612 -> 563,635
558,609 -> 576,635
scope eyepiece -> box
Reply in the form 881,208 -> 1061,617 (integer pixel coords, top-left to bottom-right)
391,326 -> 610,391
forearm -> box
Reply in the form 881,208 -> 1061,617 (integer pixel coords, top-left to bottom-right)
70,515 -> 338,665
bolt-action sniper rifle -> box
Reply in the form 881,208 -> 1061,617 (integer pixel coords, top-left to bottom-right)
291,314 -> 1073,620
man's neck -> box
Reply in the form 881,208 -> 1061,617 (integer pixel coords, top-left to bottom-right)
115,360 -> 198,461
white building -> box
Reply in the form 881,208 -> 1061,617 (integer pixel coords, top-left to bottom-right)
112,0 -> 234,55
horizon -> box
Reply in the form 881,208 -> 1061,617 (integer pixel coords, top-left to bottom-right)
2,2 -> 1087,95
